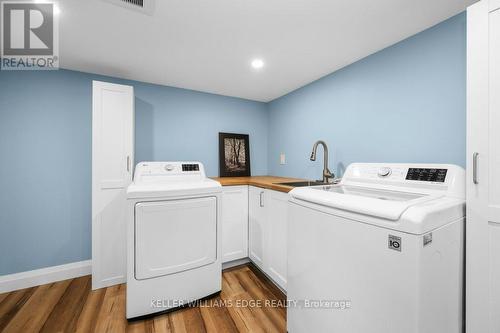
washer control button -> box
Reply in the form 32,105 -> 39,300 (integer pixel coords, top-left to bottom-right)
165,164 -> 175,171
378,167 -> 392,177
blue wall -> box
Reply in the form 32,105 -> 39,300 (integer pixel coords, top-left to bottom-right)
0,70 -> 268,275
0,12 -> 467,275
267,13 -> 466,180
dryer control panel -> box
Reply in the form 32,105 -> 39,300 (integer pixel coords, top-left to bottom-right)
181,163 -> 200,172
133,161 -> 207,183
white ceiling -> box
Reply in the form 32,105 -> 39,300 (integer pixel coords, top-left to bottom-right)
58,0 -> 475,102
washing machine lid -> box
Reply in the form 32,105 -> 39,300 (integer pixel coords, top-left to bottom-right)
127,161 -> 222,198
290,185 -> 440,221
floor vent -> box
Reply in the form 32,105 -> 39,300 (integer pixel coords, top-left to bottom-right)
103,0 -> 154,15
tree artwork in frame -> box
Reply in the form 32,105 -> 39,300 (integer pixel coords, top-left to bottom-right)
219,133 -> 251,177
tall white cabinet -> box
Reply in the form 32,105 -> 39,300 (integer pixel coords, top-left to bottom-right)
467,1 -> 500,331
92,81 -> 134,289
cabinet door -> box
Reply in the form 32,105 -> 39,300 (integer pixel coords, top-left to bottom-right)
249,186 -> 266,269
265,190 -> 289,290
467,1 -> 500,332
92,81 -> 134,289
221,186 -> 249,263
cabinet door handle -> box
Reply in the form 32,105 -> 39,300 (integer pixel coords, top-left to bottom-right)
127,156 -> 131,173
473,152 -> 479,184
259,191 -> 264,207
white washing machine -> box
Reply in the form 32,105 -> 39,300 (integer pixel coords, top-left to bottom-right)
126,161 -> 222,319
287,163 -> 465,333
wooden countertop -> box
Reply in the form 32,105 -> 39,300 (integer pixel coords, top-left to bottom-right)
211,175 -> 307,193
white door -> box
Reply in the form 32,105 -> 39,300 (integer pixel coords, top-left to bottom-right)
92,81 -> 134,289
134,197 -> 217,280
266,189 -> 288,290
249,186 -> 266,269
467,1 -> 500,331
221,186 -> 249,263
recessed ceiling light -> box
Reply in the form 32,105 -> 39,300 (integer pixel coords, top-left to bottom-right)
251,59 -> 264,70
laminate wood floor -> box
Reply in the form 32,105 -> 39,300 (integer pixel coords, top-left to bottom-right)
0,264 -> 286,333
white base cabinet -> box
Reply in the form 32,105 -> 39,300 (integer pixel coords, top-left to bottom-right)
248,186 -> 288,291
220,185 -> 289,291
249,186 -> 266,269
265,190 -> 288,290
221,186 -> 249,263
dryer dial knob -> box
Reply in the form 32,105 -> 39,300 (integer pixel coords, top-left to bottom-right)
378,167 -> 392,177
165,164 -> 175,171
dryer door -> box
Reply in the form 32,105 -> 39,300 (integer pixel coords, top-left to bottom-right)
134,196 -> 217,280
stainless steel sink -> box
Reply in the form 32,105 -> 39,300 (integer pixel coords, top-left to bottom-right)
275,181 -> 330,187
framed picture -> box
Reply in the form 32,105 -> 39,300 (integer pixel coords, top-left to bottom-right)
219,132 -> 251,177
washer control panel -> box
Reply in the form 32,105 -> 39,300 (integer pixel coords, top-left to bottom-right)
405,168 -> 447,183
340,163 -> 465,199
350,166 -> 406,181
344,164 -> 452,184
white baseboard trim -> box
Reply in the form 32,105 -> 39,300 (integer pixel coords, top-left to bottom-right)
92,276 -> 126,291
222,257 -> 250,270
247,259 -> 287,295
0,260 -> 92,293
